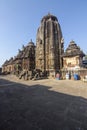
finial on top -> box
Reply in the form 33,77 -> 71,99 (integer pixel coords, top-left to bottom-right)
48,12 -> 51,16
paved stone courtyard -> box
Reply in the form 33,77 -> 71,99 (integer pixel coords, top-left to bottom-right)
0,75 -> 87,130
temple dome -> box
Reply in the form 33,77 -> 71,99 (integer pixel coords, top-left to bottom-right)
70,40 -> 76,45
41,13 -> 58,23
28,39 -> 34,46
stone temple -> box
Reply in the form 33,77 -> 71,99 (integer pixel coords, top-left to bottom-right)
2,13 -> 86,79
36,13 -> 64,77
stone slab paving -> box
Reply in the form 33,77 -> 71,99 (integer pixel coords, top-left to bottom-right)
0,75 -> 87,130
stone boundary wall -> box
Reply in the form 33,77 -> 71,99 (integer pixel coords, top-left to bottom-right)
61,68 -> 87,80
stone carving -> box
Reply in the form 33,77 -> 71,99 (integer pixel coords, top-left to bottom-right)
62,40 -> 85,69
36,13 -> 64,77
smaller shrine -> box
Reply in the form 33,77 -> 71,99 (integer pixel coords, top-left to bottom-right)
62,40 -> 85,70
2,40 -> 36,77
13,40 -> 36,76
21,40 -> 35,71
2,57 -> 14,74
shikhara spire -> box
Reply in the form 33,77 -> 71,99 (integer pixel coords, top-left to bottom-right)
36,14 -> 64,76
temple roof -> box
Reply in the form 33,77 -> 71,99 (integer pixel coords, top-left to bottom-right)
2,57 -> 14,66
28,39 -> 35,47
2,60 -> 9,66
14,40 -> 35,59
8,57 -> 14,65
62,40 -> 85,57
22,40 -> 35,58
16,50 -> 23,59
22,47 -> 30,58
41,13 -> 58,23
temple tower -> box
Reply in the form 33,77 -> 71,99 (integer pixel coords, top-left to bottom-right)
36,13 -> 64,76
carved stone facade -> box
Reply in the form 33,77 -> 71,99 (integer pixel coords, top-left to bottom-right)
21,40 -> 35,71
2,58 -> 14,74
2,40 -> 35,75
62,40 -> 85,70
36,14 -> 64,76
2,14 -> 86,79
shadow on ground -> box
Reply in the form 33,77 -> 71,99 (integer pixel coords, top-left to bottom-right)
0,78 -> 87,130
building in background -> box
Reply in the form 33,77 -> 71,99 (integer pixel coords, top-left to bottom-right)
2,40 -> 35,75
2,58 -> 14,74
62,40 -> 85,70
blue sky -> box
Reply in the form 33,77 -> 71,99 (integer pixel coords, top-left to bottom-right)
0,0 -> 87,67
